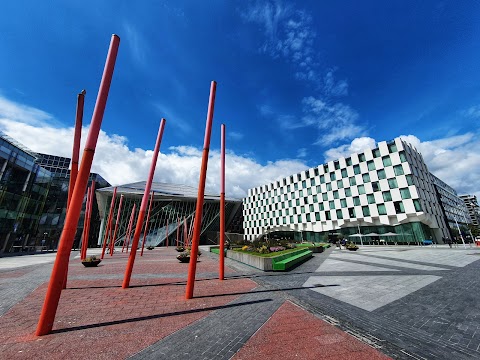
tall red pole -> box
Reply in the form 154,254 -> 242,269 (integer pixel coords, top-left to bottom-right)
165,220 -> 169,247
123,203 -> 136,253
79,186 -> 91,260
185,81 -> 217,299
219,124 -> 226,280
83,180 -> 95,260
123,119 -> 166,288
176,217 -> 180,247
101,187 -> 117,259
67,90 -> 86,209
140,191 -> 155,256
110,194 -> 124,255
183,218 -> 188,247
36,34 -> 120,336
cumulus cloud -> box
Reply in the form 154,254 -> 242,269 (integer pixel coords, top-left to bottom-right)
324,134 -> 480,199
0,95 -> 308,199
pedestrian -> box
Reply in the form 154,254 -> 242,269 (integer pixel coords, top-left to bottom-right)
447,238 -> 452,248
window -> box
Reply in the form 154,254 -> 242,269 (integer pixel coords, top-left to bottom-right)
330,172 -> 336,181
325,211 -> 331,220
358,153 -> 366,162
287,184 -> 291,191
383,191 -> 392,202
345,188 -> 352,197
341,168 -> 347,177
394,165 -> 404,176
326,183 -> 332,191
346,157 -> 352,166
320,175 -> 325,183
388,143 -> 397,153
367,194 -> 375,204
394,201 -> 405,214
307,188 -> 312,195
349,176 -> 356,186
372,181 -> 380,192
299,190 -> 303,197
329,201 -> 335,209
319,203 -> 324,211
406,175 -> 414,186
306,213 -> 311,222
334,161 -> 340,170
290,216 -> 294,223
340,199 -> 347,208
353,165 -> 360,175
367,160 -> 375,171
310,178 -> 315,186
301,206 -> 305,213
377,204 -> 387,215
315,212 -> 321,221
353,196 -> 361,206
362,206 -> 370,216
301,180 -> 306,188
316,185 -> 321,193
314,168 -> 319,176
337,179 -> 344,188
399,151 -> 407,162
377,169 -> 386,180
296,199 -> 300,206
322,193 -> 328,201
309,204 -> 314,212
294,183 -> 299,190
333,190 -> 339,199
413,199 -> 422,211
298,215 -> 302,222
288,200 -> 292,207
388,178 -> 398,189
400,188 -> 411,199
373,148 -> 381,158
336,209 -> 343,219
358,185 -> 366,195
313,194 -> 318,202
362,173 -> 370,183
382,156 -> 392,167
348,208 -> 356,217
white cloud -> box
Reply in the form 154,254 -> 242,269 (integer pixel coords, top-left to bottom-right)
324,137 -> 377,161
0,95 -> 308,199
123,22 -> 148,67
228,131 -> 244,141
0,96 -> 54,126
462,105 -> 480,119
296,147 -> 307,158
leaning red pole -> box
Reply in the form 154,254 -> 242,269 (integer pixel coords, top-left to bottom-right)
123,203 -> 136,253
176,217 -> 180,247
110,194 -> 124,255
219,124 -> 226,280
185,81 -> 217,299
83,180 -> 95,260
140,191 -> 155,256
67,90 -> 86,210
36,34 -> 120,336
122,119 -> 166,288
165,220 -> 169,247
80,186 -> 91,260
101,187 -> 117,259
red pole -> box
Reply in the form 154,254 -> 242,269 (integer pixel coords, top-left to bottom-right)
79,188 -> 90,260
83,180 -> 95,259
140,191 -> 155,256
123,119 -> 166,288
110,194 -> 124,255
185,81 -> 217,299
166,219 -> 169,247
176,217 -> 180,247
219,124 -> 226,280
183,218 -> 188,247
36,34 -> 120,336
101,187 -> 117,259
123,203 -> 136,253
67,90 -> 86,209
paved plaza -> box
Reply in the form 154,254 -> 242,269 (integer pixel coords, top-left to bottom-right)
0,244 -> 479,359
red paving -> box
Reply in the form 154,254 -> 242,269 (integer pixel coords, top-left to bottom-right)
0,249 -> 256,359
233,301 -> 391,360
0,248 -> 392,359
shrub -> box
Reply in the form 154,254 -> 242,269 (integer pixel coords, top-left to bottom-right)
269,246 -> 285,252
257,245 -> 270,254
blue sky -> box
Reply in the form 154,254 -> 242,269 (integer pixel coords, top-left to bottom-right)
0,0 -> 479,198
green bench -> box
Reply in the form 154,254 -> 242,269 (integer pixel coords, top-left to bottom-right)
272,249 -> 313,271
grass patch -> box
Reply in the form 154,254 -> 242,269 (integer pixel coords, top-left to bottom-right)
295,242 -> 330,248
232,247 -> 301,258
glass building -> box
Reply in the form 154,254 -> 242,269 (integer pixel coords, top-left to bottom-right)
96,182 -> 243,247
243,138 -> 467,244
0,133 -> 52,252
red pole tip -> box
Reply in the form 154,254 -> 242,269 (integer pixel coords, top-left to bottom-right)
112,34 -> 120,41
80,89 -> 86,95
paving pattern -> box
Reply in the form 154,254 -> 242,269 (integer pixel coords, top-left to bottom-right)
1,245 -> 479,359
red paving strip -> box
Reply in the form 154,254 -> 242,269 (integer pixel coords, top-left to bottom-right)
233,301 -> 391,360
0,249 -> 256,360
0,269 -> 29,279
